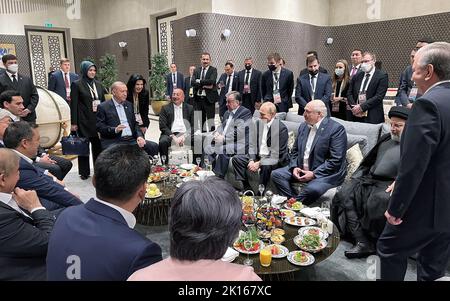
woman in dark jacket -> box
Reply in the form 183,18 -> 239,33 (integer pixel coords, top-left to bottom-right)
331,59 -> 350,120
70,61 -> 105,180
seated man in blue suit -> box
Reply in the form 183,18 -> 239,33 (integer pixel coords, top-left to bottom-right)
0,148 -> 56,281
96,81 -> 158,156
47,58 -> 79,104
295,55 -> 332,115
3,122 -> 82,211
46,144 -> 163,281
272,100 -> 347,205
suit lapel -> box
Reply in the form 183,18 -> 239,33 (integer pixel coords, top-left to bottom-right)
299,124 -> 309,160
84,199 -> 128,226
310,118 -> 329,153
366,69 -> 379,95
304,76 -> 313,99
108,100 -> 121,125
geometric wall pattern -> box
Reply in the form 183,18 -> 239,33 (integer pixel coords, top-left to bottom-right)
0,34 -> 31,77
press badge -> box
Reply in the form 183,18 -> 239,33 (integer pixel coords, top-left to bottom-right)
92,100 -> 101,112
274,90 -> 281,104
409,87 -> 418,102
244,84 -> 251,94
358,93 -> 367,105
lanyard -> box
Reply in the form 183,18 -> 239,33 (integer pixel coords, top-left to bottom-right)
86,82 -> 98,100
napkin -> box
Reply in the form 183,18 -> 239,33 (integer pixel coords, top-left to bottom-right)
221,247 -> 239,262
271,195 -> 287,205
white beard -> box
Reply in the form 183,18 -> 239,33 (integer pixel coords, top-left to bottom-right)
391,133 -> 401,142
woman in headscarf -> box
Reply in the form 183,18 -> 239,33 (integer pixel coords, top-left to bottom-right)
70,60 -> 106,180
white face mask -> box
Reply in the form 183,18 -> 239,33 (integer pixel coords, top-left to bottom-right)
7,64 -> 18,74
335,68 -> 344,77
360,63 -> 372,73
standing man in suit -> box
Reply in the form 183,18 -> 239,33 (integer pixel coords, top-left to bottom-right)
299,51 -> 329,76
238,57 -> 262,115
205,91 -> 252,179
0,148 -> 56,281
192,52 -> 219,132
261,52 -> 294,113
377,42 -> 450,281
0,54 -> 39,123
166,63 -> 185,99
159,88 -> 194,165
48,58 -> 79,104
47,144 -> 163,281
295,55 -> 333,115
96,82 -> 152,153
350,49 -> 363,78
3,122 -> 82,211
218,61 -> 239,120
231,102 -> 288,189
347,51 -> 389,124
272,100 -> 347,205
184,65 -> 196,106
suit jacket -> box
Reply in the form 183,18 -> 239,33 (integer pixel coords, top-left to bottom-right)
48,70 -> 80,102
70,79 -> 105,138
0,72 -> 39,122
388,82 -> 450,231
395,65 -> 420,106
126,89 -> 150,128
96,99 -> 143,149
249,118 -> 289,167
238,68 -> 262,105
16,158 -> 82,209
0,68 -> 5,75
261,68 -> 294,112
347,69 -> 389,124
299,66 -> 329,77
192,66 -> 219,104
218,72 -> 240,103
216,106 -> 253,155
159,102 -> 195,139
289,118 -> 347,186
166,72 -> 185,97
295,72 -> 333,114
0,202 -> 55,281
184,76 -> 193,98
46,199 -> 163,281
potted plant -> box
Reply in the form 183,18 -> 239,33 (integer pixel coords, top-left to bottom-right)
98,53 -> 118,100
149,53 -> 170,115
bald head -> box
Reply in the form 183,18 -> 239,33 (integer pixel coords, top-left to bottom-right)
111,81 -> 128,103
0,148 -> 19,177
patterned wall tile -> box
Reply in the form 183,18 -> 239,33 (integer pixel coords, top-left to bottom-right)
0,34 -> 31,77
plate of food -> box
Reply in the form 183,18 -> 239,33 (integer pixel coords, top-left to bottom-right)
298,226 -> 329,240
179,170 -> 193,178
233,230 -> 263,254
287,251 -> 315,266
284,216 -> 317,227
294,234 -> 327,253
270,234 -> 286,245
280,209 -> 296,219
267,244 -> 289,259
147,172 -> 168,183
284,198 -> 303,211
180,163 -> 197,171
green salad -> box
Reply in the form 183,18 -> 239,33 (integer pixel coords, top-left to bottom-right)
300,234 -> 321,249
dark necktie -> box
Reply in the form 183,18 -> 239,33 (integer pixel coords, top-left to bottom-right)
226,74 -> 232,91
173,73 -> 177,86
310,75 -> 316,92
245,70 -> 250,85
201,68 -> 206,80
362,73 -> 371,92
11,74 -> 18,87
65,73 -> 71,102
274,72 -> 279,82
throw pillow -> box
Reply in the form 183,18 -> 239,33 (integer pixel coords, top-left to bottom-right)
345,144 -> 364,182
347,134 -> 368,155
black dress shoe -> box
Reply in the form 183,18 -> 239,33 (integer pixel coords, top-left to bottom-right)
80,175 -> 90,180
344,242 -> 376,259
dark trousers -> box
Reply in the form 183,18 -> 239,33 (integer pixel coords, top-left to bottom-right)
159,134 -> 172,164
232,155 -> 278,187
143,140 -> 159,157
377,223 -> 450,281
194,96 -> 216,132
242,94 -> 255,115
78,136 -> 102,177
34,155 -> 73,181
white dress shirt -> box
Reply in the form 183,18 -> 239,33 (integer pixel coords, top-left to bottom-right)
95,198 -> 136,228
359,66 -> 376,93
260,118 -> 275,156
223,107 -> 238,135
227,72 -> 235,94
303,118 -> 324,171
272,70 -> 281,91
198,66 -> 210,97
171,103 -> 187,134
0,192 -> 44,217
113,98 -> 133,137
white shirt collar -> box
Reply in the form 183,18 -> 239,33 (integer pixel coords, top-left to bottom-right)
424,80 -> 450,95
12,149 -> 33,164
266,118 -> 275,129
112,98 -> 122,107
309,117 -> 324,131
5,70 -> 17,81
173,103 -> 183,110
0,192 -> 13,207
95,198 -> 136,229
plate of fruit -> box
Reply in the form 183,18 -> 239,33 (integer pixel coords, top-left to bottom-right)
284,198 -> 303,211
146,184 -> 162,199
280,209 -> 296,219
287,251 -> 315,266
256,205 -> 283,230
267,244 -> 289,259
147,172 -> 168,183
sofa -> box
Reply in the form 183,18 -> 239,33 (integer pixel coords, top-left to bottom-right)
225,112 -> 390,206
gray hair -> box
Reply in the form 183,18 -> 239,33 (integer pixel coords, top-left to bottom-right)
310,99 -> 328,117
416,42 -> 450,81
169,177 -> 242,261
226,91 -> 241,103
0,148 -> 19,177
110,81 -> 126,92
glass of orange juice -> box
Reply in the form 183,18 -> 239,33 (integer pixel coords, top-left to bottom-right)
260,247 -> 272,267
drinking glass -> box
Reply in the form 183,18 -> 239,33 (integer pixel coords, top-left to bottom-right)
204,157 -> 211,171
243,232 -> 254,266
258,184 -> 265,197
259,247 -> 272,267
196,157 -> 201,167
152,155 -> 159,166
161,155 -> 167,166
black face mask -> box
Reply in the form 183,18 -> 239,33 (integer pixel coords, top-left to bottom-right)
268,64 -> 277,72
245,64 -> 252,71
309,69 -> 319,76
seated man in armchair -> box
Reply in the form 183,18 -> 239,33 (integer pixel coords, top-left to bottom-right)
231,102 -> 289,190
331,106 -> 409,259
272,100 -> 347,205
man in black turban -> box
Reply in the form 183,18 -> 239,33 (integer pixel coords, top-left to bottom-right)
332,106 -> 410,259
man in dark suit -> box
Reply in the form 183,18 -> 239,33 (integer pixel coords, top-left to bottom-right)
184,65 -> 196,106
350,49 -> 363,78
261,52 -> 294,113
159,88 -> 195,165
238,57 -> 262,115
232,102 -> 288,188
299,51 -> 329,76
272,100 -> 347,205
47,144 -> 163,281
347,51 -> 388,124
166,63 -> 185,98
0,148 -> 56,281
3,122 -> 82,211
377,42 -> 450,281
205,91 -> 252,178
295,55 -> 333,115
218,61 -> 239,120
0,54 -> 39,122
96,81 -> 148,151
48,58 -> 79,104
192,52 -> 219,132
